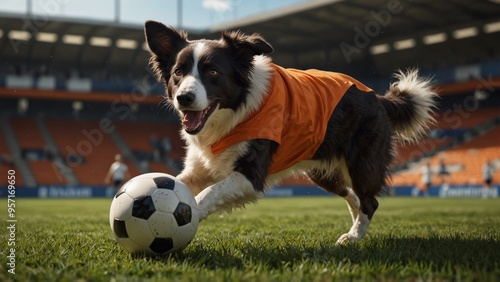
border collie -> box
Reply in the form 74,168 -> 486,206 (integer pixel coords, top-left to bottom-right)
144,21 -> 437,244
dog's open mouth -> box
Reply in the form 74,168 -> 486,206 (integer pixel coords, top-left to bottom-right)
181,103 -> 218,134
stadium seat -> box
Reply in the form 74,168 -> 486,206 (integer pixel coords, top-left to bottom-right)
392,123 -> 500,187
28,160 -> 65,185
10,117 -> 46,150
114,120 -> 184,169
45,118 -> 123,186
433,108 -> 500,130
0,125 -> 24,186
431,126 -> 500,185
147,162 -> 177,175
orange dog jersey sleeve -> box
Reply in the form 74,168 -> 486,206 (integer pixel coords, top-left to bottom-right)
211,64 -> 373,174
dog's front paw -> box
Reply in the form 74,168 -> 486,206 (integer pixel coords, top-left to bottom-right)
335,233 -> 359,245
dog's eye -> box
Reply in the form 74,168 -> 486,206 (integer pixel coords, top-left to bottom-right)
208,69 -> 219,77
173,68 -> 182,77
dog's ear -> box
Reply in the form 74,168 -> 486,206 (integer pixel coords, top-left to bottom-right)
145,21 -> 188,58
221,31 -> 274,58
144,21 -> 188,82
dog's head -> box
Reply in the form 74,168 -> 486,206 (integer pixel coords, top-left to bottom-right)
144,21 -> 273,135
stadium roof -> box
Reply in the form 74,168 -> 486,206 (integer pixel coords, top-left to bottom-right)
208,0 -> 500,46
0,15 -> 151,77
1,0 -> 500,78
204,0 -> 500,76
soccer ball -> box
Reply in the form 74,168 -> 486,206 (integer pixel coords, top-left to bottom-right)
109,172 -> 199,256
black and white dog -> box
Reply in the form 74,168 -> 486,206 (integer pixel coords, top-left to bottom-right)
144,21 -> 437,244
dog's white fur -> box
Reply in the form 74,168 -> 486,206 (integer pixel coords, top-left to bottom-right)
174,43 -> 209,111
388,70 -> 437,142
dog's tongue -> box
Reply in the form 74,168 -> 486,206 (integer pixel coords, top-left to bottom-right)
182,111 -> 203,131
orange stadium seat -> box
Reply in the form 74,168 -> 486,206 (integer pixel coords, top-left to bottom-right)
0,132 -> 25,187
148,162 -> 177,175
392,124 -> 500,187
28,160 -> 66,185
45,118 -> 123,186
0,133 -> 11,159
431,126 -> 500,185
10,117 -> 46,150
392,107 -> 499,167
433,107 -> 500,129
114,120 -> 185,163
393,138 -> 451,166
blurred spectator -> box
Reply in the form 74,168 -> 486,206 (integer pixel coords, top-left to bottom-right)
160,137 -> 172,162
420,162 -> 432,197
0,153 -> 14,165
150,134 -> 160,162
105,154 -> 130,191
65,151 -> 84,166
150,135 -> 173,163
438,157 -> 449,185
43,145 -> 55,161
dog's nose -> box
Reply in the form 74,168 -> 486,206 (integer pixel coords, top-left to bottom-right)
176,92 -> 195,107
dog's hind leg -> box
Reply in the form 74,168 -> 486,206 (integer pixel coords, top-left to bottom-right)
307,167 -> 361,233
343,187 -> 361,225
336,195 -> 378,245
308,160 -> 382,245
310,87 -> 392,244
335,139 -> 387,245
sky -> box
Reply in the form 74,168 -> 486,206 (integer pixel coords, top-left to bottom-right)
0,0 -> 308,30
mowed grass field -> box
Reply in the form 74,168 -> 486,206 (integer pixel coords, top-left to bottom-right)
1,197 -> 499,281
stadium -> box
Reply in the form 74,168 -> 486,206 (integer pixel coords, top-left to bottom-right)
1,0 -> 500,281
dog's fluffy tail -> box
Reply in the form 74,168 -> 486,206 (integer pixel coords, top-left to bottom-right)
378,69 -> 438,142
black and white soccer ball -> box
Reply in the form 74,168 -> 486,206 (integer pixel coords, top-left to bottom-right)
109,172 -> 199,256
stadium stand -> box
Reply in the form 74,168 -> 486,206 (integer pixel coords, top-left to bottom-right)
8,117 -> 64,185
113,120 -> 184,174
391,108 -> 500,187
434,107 -> 500,131
394,107 -> 500,164
10,117 -> 45,150
430,125 -> 500,185
44,118 -> 135,186
0,133 -> 23,186
28,160 -> 65,185
148,162 -> 178,176
114,121 -> 184,161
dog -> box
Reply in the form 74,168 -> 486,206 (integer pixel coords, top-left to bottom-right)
144,20 -> 437,244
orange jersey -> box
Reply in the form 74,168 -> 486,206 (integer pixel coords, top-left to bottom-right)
211,64 -> 373,174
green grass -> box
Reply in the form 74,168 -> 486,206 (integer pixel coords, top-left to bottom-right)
1,197 -> 499,281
